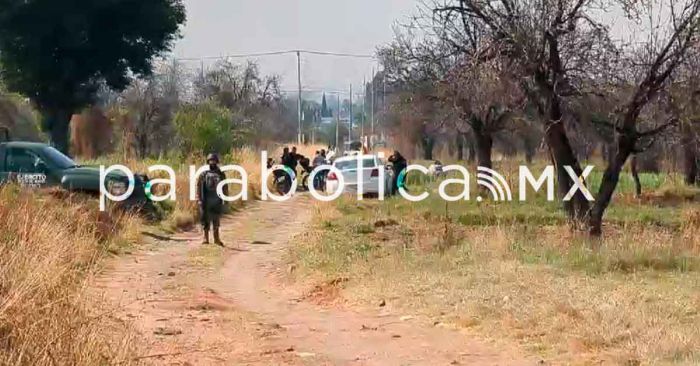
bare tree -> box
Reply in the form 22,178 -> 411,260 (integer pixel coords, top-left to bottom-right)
442,56 -> 526,169
194,60 -> 284,145
588,0 -> 700,235
120,61 -> 185,158
432,0 -> 617,221
669,48 -> 700,185
377,34 -> 451,159
679,93 -> 700,185
432,0 -> 700,234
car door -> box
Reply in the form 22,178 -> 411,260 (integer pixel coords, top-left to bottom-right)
0,145 -> 8,184
5,147 -> 51,188
376,157 -> 392,194
336,157 -> 378,193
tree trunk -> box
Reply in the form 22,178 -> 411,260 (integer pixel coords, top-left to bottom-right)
456,134 -> 464,161
137,127 -> 149,159
523,135 -> 537,164
603,143 -> 616,165
589,133 -> 636,236
473,128 -> 493,170
544,114 -> 590,222
686,151 -> 699,186
421,136 -> 434,160
630,155 -> 642,197
532,70 -> 590,221
681,122 -> 698,185
466,136 -> 476,163
44,109 -> 73,155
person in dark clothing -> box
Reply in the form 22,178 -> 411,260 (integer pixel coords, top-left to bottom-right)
388,150 -> 408,195
312,151 -> 325,168
281,147 -> 292,168
297,154 -> 314,190
290,146 -> 299,172
319,149 -> 328,186
196,153 -> 228,246
298,154 -> 312,173
312,150 -> 328,191
278,147 -> 296,194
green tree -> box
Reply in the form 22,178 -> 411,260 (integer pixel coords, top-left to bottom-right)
0,0 -> 186,154
175,102 -> 250,155
321,93 -> 330,118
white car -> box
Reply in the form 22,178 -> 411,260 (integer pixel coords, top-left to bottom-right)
428,161 -> 445,179
326,154 -> 393,197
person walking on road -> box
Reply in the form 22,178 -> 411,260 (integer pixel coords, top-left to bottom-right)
197,153 -> 227,246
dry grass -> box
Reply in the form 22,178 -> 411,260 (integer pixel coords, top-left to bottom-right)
290,189 -> 700,365
0,186 -> 139,365
0,143 -> 326,364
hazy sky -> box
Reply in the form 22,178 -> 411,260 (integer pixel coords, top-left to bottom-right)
173,0 -> 419,99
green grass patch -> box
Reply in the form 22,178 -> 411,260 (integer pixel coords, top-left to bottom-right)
288,163 -> 700,364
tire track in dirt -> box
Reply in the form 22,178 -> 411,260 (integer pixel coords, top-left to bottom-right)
93,194 -> 534,365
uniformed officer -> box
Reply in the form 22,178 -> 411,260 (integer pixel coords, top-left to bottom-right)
196,153 -> 227,246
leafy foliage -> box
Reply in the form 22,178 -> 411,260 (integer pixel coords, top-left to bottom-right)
0,92 -> 43,141
174,102 -> 250,155
0,0 -> 186,151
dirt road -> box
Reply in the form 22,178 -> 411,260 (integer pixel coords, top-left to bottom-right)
93,195 -> 532,365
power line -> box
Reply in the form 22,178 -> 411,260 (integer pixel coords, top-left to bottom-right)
176,50 -> 292,61
176,49 -> 376,62
175,49 -> 379,142
300,50 -> 375,59
280,89 -> 349,95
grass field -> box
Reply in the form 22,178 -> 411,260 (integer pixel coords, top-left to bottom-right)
288,160 -> 700,365
0,186 -> 140,365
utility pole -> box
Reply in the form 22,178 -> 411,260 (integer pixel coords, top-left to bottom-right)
361,76 -> 365,141
371,68 -> 375,137
382,73 -> 386,141
297,51 -> 302,145
349,83 -> 353,142
336,94 -> 340,149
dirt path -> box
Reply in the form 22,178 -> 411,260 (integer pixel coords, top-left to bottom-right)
93,195 -> 533,365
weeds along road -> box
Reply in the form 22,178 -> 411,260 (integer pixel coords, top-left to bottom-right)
92,194 -> 532,365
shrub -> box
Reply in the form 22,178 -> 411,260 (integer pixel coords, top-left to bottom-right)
0,93 -> 43,141
174,102 -> 250,155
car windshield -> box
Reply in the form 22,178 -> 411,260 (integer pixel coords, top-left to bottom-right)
42,146 -> 77,169
335,158 -> 377,171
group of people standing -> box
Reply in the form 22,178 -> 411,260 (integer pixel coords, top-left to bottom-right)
277,146 -> 332,192
196,147 -> 333,246
195,147 -> 407,246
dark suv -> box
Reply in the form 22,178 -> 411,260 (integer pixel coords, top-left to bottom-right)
0,141 -> 149,206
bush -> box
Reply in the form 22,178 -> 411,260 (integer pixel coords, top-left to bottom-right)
174,102 -> 250,155
0,93 -> 44,141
